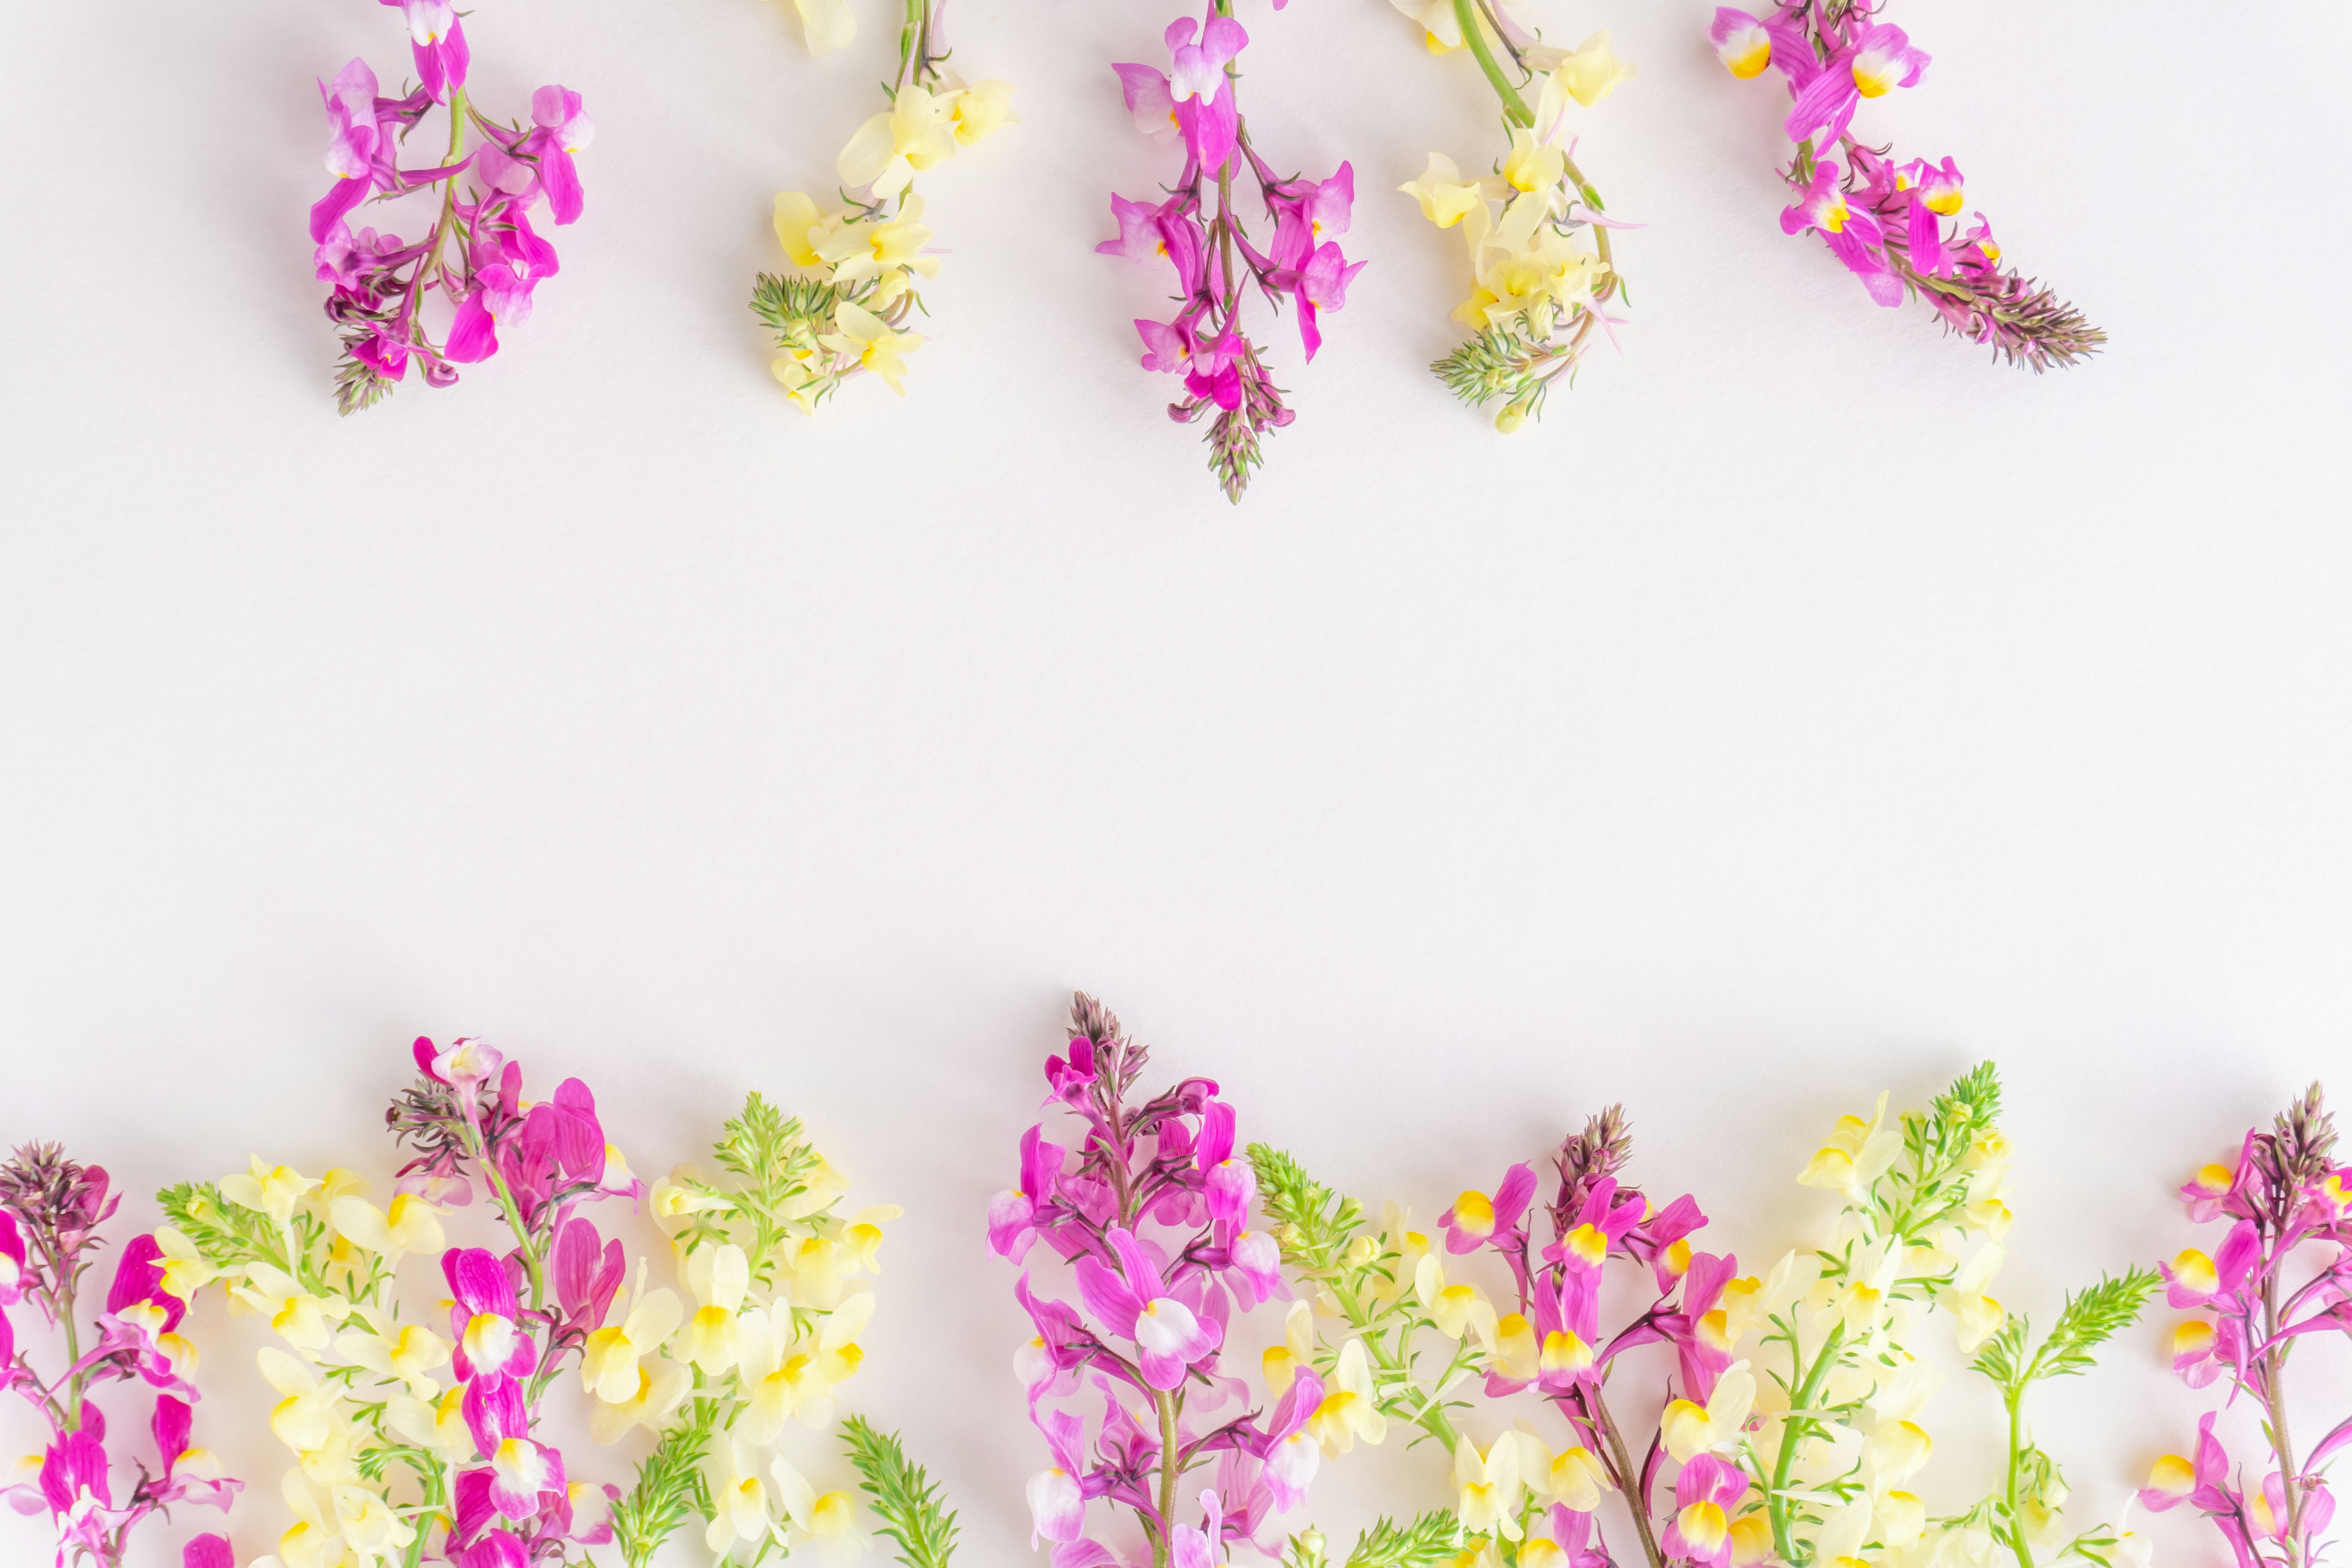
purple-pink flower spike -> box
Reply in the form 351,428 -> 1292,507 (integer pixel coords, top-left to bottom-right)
2141,1084 -> 2351,1568
1100,2 -> 1363,502
991,993 -> 1327,1568
0,1144 -> 239,1568
310,5 -> 594,413
1707,1 -> 2103,369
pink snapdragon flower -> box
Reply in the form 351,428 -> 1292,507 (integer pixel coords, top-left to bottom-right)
1661,1453 -> 1747,1568
1100,9 -> 1358,497
996,996 -> 1331,1568
2147,1087 -> 2352,1568
1706,0 -> 2102,366
305,13 -> 592,411
0,1144 -> 238,1568
380,0 -> 469,102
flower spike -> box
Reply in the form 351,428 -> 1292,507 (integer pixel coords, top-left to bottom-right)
1708,0 -> 2103,368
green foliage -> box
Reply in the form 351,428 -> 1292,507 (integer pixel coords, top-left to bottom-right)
1250,1142 -> 1365,1278
1431,323 -> 1569,424
609,1402 -> 718,1568
669,1090 -> 832,1287
1288,1511 -> 1466,1568
1973,1268 -> 2160,1392
840,1415 -> 959,1568
156,1181 -> 268,1267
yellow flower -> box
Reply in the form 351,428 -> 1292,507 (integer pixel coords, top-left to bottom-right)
1431,1283 -> 1498,1349
676,1243 -> 754,1374
704,1438 -> 773,1554
790,0 -> 855,55
1263,1300 -> 1316,1397
950,79 -> 1018,145
1308,1337 -> 1387,1455
1662,1367 -> 1757,1461
328,1193 -> 445,1261
1502,127 -> 1564,195
1798,1093 -> 1901,1200
819,200 -> 940,288
774,1453 -> 867,1559
233,1262 -> 350,1351
587,1359 -> 689,1446
222,1158 -> 320,1227
582,1278 -> 684,1403
839,83 -> 961,199
1401,152 -> 1485,228
335,1315 -> 450,1400
821,303 -> 924,394
1453,1436 -> 1524,1539
1553,32 -> 1637,107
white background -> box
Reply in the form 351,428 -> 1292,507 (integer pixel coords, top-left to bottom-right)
2,0 -> 2349,1561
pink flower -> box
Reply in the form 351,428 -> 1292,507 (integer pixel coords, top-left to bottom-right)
1,1213 -> 29,1306
445,1248 -> 537,1382
1027,1409 -> 1091,1544
1784,22 -> 1928,144
1255,1368 -> 1324,1509
1441,1164 -> 1539,1254
1660,1453 -> 1747,1568
1074,1229 -> 1223,1390
1780,162 -> 1902,306
1163,14 -> 1246,173
1294,241 -> 1365,361
992,1126 -> 1071,1261
526,87 -> 593,225
184,1537 -> 235,1568
379,0 -> 470,102
1113,64 -> 1182,143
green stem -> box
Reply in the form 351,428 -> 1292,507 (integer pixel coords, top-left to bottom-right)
1328,1280 -> 1459,1453
2003,1386 -> 2036,1568
1154,1390 -> 1182,1568
1451,0 -> 1531,126
1768,1320 -> 1846,1564
2261,1265 -> 2305,1567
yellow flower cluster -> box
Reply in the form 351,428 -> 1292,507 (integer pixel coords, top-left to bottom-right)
156,1160 -> 496,1568
1401,49 -> 1627,341
764,77 -> 1016,411
1392,0 -> 1634,431
609,1142 -> 902,1559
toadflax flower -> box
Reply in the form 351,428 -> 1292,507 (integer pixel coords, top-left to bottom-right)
754,0 -> 1014,411
1099,4 -> 1363,500
992,993 -> 1332,1567
2140,1084 -> 2351,1568
306,1 -> 594,412
0,1145 -> 240,1568
1706,0 -> 2104,368
1393,0 -> 1637,430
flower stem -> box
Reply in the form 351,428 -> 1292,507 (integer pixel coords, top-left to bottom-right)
1451,0 -> 1531,126
1155,1389 -> 1182,1568
1768,1320 -> 1845,1564
2003,1385 -> 2037,1568
2261,1256 -> 2305,1567
1589,1382 -> 1667,1568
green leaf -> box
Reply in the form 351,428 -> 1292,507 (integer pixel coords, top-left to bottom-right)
1341,1512 -> 1467,1568
2028,1268 -> 2160,1382
840,1415 -> 959,1568
1248,1143 -> 1365,1276
610,1403 -> 718,1568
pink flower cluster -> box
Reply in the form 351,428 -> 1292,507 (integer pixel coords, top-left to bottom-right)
990,995 -> 1325,1568
391,1037 -> 644,1567
1708,0 -> 2102,369
309,0 -> 592,413
2141,1086 -> 2351,1568
1101,4 -> 1365,502
1446,1123 -> 1730,1568
0,1145 -> 237,1568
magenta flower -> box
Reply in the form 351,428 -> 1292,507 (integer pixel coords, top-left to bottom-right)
2149,1087 -> 2352,1568
447,1248 -> 537,1383
1784,22 -> 1928,143
997,996 -> 1329,1566
305,16 -> 592,412
1708,0 -> 2100,367
1099,9 -> 1355,498
1660,1453 -> 1746,1568
1076,1229 -> 1224,1390
379,0 -> 469,101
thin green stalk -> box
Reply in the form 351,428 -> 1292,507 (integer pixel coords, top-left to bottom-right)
2003,1388 -> 2035,1568
2261,1270 -> 2305,1567
1768,1321 -> 1845,1563
1451,0 -> 1531,126
1589,1382 -> 1667,1568
1155,1390 -> 1182,1568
